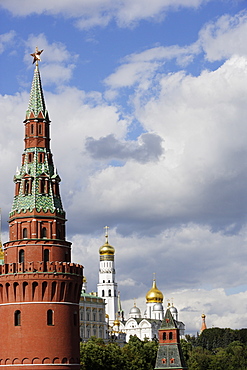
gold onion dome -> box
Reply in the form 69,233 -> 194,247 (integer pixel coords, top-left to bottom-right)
99,226 -> 115,255
113,319 -> 120,326
99,241 -> 115,255
146,279 -> 163,303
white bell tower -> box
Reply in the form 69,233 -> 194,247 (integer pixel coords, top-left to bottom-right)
97,227 -> 118,325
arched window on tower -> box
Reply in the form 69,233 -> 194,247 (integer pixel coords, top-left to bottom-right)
39,124 -> 42,135
31,124 -> 34,134
102,290 -> 104,297
19,249 -> 25,263
169,332 -> 173,340
39,179 -> 45,194
163,332 -> 166,340
14,310 -> 21,326
41,227 -> 47,238
23,180 -> 29,195
38,152 -> 44,163
47,309 -> 54,326
15,181 -> 20,196
44,249 -> 49,262
23,228 -> 27,239
28,153 -> 33,163
108,290 -> 111,297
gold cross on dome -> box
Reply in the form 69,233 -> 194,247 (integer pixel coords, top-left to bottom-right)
30,46 -> 43,65
104,226 -> 109,242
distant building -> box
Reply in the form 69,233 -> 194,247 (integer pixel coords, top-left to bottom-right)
200,313 -> 207,333
120,281 -> 185,342
95,229 -> 185,343
79,277 -> 108,341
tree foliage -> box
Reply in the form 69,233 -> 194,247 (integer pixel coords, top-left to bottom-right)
80,336 -> 158,370
80,329 -> 247,370
185,328 -> 247,370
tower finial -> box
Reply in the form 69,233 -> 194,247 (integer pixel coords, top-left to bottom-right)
200,313 -> 207,334
104,226 -> 109,243
153,272 -> 156,281
30,46 -> 43,66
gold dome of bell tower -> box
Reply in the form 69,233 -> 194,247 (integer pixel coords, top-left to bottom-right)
99,226 -> 115,256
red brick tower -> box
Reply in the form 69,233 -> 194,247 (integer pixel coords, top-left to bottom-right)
0,49 -> 83,369
155,308 -> 187,370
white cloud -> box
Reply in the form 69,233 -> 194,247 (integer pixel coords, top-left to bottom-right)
23,34 -> 78,86
104,44 -> 200,90
104,10 -> 247,93
0,31 -> 16,54
0,0 -> 209,28
199,10 -> 247,61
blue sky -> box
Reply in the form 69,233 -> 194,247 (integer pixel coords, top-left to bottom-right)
1,0 -> 247,334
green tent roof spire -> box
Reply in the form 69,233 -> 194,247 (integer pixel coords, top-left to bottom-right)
26,63 -> 48,120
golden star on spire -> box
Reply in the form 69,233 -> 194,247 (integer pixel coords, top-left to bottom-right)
30,46 -> 43,65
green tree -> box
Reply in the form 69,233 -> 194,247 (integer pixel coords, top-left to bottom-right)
186,346 -> 212,370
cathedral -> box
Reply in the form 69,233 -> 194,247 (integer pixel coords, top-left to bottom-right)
96,230 -> 185,342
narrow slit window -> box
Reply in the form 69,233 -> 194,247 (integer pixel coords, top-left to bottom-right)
44,249 -> 49,262
14,310 -> 21,326
47,309 -> 54,325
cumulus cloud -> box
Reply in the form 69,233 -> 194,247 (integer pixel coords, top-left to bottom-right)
0,0 -> 209,28
85,133 -> 164,163
0,31 -> 16,54
23,34 -> 78,86
104,11 -> 247,93
199,10 -> 247,61
104,44 -> 200,91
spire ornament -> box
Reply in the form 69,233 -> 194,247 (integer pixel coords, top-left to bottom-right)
104,226 -> 109,243
30,46 -> 43,65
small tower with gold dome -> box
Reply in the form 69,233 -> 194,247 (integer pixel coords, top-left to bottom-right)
200,314 -> 207,334
97,227 -> 118,325
146,276 -> 164,320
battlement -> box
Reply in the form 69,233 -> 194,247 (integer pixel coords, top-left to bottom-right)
0,261 -> 83,276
